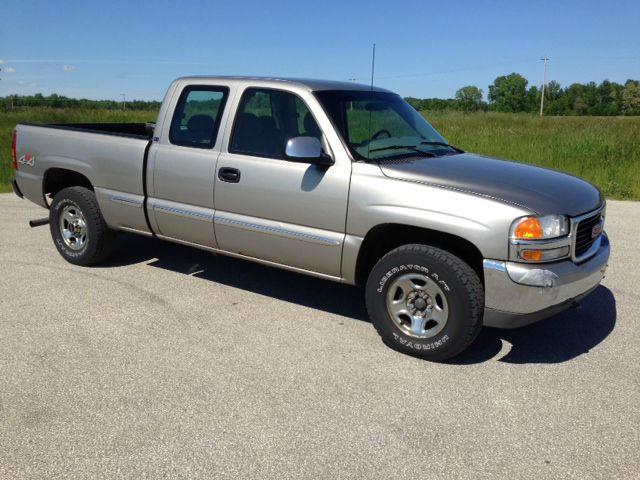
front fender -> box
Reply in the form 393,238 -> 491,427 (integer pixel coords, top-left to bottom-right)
344,163 -> 531,266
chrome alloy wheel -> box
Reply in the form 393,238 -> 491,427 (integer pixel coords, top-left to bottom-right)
59,205 -> 87,250
386,273 -> 449,338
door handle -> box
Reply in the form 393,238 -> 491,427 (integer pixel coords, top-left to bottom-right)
218,167 -> 241,183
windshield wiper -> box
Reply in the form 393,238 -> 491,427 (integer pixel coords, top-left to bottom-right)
419,141 -> 464,153
368,144 -> 437,156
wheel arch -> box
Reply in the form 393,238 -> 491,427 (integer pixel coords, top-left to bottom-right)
354,223 -> 485,287
43,168 -> 94,202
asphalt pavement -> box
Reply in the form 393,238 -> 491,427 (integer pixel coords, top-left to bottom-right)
0,193 -> 638,479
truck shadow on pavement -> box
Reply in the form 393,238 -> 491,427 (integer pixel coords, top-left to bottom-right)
449,285 -> 616,365
104,234 -> 370,322
104,234 -> 616,365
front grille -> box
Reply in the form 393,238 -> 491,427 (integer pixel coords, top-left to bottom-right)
574,212 -> 602,258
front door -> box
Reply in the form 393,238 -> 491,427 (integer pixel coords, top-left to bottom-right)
214,87 -> 350,277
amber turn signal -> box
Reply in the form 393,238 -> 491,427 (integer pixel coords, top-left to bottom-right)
520,250 -> 543,261
513,217 -> 543,239
519,246 -> 570,262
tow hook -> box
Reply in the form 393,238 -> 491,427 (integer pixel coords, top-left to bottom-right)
29,218 -> 49,228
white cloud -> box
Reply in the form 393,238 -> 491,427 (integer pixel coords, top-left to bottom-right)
62,65 -> 77,72
3,66 -> 16,73
0,59 -> 4,64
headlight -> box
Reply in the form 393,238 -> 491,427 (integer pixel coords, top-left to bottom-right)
509,214 -> 571,263
510,215 -> 569,240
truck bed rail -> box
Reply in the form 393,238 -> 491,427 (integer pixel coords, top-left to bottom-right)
20,122 -> 155,140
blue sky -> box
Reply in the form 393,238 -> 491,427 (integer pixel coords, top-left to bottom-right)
1,0 -> 638,101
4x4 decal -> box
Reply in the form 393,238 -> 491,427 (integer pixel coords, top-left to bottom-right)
18,153 -> 35,167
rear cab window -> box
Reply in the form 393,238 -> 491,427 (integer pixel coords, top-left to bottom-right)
169,86 -> 229,149
229,88 -> 322,159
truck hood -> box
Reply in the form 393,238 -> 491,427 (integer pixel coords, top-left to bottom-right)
379,153 -> 603,216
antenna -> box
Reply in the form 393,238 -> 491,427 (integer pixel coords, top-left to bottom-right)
366,43 -> 377,161
370,43 -> 376,90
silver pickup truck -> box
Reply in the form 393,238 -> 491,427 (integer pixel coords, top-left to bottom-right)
10,76 -> 610,360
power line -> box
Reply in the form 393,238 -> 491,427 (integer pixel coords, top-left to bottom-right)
350,59 -> 535,82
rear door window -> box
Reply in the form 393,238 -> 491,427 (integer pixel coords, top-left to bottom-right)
169,86 -> 229,149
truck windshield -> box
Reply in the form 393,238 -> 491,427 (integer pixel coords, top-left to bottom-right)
314,90 -> 458,161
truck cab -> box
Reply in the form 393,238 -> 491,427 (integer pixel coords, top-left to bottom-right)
145,77 -> 353,278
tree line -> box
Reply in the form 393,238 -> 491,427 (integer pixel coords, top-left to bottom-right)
2,74 -> 640,115
405,73 -> 640,115
0,93 -> 161,111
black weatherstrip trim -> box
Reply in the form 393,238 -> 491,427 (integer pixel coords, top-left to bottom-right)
141,140 -> 156,236
11,179 -> 24,198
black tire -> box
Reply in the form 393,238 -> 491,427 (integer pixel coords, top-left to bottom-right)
365,244 -> 483,361
49,186 -> 116,266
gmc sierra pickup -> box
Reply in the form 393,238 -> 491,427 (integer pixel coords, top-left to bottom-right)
10,76 -> 610,360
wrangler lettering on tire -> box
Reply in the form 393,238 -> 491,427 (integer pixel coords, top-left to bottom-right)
365,244 -> 483,361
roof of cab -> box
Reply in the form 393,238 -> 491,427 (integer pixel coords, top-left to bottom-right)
174,75 -> 393,93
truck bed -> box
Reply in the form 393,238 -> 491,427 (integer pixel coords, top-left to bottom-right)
14,122 -> 154,233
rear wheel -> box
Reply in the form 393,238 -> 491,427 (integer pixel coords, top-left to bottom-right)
365,244 -> 484,361
49,186 -> 116,266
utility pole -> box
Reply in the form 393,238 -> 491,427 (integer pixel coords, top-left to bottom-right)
540,56 -> 549,117
121,93 -> 126,111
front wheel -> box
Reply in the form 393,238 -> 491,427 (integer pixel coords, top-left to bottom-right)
365,244 -> 484,361
49,186 -> 116,266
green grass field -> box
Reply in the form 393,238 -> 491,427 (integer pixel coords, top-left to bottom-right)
426,111 -> 640,200
1,108 -> 639,199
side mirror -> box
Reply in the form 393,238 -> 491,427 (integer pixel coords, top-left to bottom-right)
285,136 -> 334,166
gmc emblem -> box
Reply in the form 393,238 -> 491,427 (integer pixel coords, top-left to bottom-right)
592,221 -> 603,238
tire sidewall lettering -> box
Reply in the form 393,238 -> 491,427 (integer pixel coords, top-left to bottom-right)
376,263 -> 450,294
392,331 -> 450,351
52,197 -> 74,212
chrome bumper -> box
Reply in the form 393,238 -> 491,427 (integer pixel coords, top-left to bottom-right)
483,233 -> 610,328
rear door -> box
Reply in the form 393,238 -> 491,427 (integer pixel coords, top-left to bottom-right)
147,85 -> 230,247
213,86 -> 351,277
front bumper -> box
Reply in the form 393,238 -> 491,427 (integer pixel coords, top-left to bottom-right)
483,233 -> 610,328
